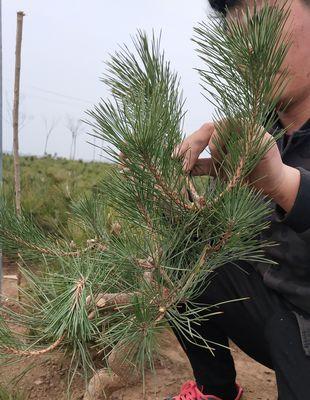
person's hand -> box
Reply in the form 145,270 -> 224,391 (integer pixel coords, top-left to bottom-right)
173,122 -> 300,212
172,123 -> 216,177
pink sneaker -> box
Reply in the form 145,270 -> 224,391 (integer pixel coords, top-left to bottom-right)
165,380 -> 243,400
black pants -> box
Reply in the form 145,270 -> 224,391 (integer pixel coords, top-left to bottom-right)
172,262 -> 310,400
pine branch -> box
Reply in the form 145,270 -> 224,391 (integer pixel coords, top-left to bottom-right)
5,335 -> 65,356
0,228 -> 107,257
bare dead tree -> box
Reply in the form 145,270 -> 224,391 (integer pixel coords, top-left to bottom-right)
42,116 -> 59,155
6,95 -> 29,131
66,116 -> 82,160
5,95 -> 34,161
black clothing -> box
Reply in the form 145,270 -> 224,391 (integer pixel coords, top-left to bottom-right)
254,119 -> 310,355
173,263 -> 310,400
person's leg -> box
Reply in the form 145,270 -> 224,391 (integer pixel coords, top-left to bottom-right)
172,261 -> 310,400
266,309 -> 310,400
170,261 -> 276,399
172,306 -> 237,399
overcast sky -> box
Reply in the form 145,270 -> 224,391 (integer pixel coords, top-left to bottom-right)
3,0 -> 214,161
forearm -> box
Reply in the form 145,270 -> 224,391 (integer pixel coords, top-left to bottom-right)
273,165 -> 301,213
272,167 -> 310,233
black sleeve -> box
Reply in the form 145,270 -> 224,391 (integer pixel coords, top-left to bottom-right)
275,167 -> 310,233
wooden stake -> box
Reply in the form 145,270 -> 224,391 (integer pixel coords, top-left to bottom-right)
12,11 -> 25,216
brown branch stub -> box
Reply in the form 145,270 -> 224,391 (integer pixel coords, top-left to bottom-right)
136,256 -> 155,270
87,292 -> 136,319
86,239 -> 108,252
93,293 -> 134,308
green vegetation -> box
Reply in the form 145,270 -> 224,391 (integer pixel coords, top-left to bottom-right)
0,385 -> 26,400
2,154 -> 114,235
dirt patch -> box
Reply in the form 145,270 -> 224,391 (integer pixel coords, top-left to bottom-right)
0,260 -> 277,399
109,335 -> 276,400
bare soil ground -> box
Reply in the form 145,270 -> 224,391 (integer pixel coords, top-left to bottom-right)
0,261 -> 277,400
